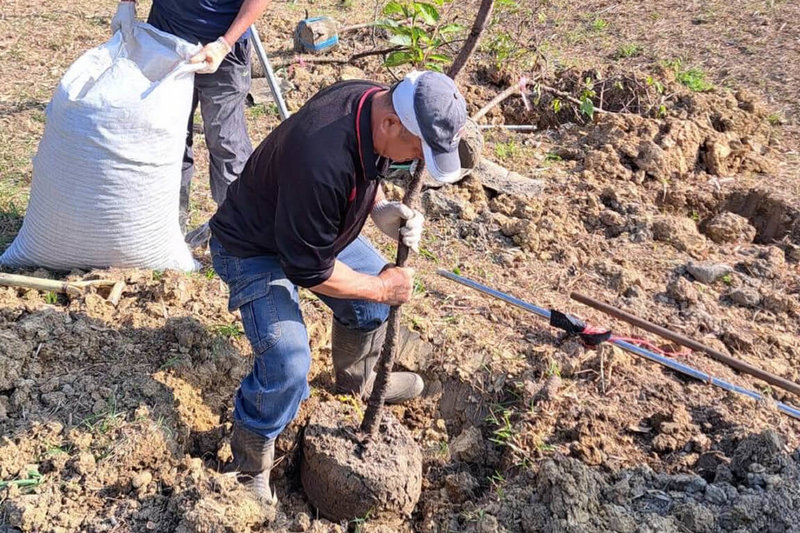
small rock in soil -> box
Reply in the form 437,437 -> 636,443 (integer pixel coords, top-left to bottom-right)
534,375 -> 562,403
720,329 -> 755,352
132,470 -> 152,489
703,212 -> 756,244
449,426 -> 485,463
600,209 -> 626,228
667,277 -> 699,305
444,471 -> 479,504
686,261 -> 733,284
422,189 -> 465,220
652,215 -> 706,255
728,287 -> 761,307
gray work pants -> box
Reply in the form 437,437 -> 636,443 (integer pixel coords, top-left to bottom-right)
180,39 -> 253,231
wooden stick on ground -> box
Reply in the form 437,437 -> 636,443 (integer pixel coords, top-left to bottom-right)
472,77 -> 528,122
0,273 -> 119,297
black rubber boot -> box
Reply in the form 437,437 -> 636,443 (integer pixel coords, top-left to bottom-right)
332,320 -> 424,404
228,423 -> 277,505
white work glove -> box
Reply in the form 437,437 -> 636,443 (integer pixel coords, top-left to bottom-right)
111,1 -> 136,38
371,200 -> 424,252
189,37 -> 232,74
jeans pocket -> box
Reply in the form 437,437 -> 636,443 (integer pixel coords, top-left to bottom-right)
233,275 -> 282,354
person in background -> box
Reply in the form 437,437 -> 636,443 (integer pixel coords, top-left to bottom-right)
111,0 -> 271,246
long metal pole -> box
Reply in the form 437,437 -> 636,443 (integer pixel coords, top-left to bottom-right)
570,292 -> 800,398
436,270 -> 800,421
249,24 -> 290,121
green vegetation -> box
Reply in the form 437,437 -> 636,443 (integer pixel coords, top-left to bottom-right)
664,59 -> 714,92
579,77 -> 597,120
486,407 -> 516,446
767,113 -> 782,126
484,31 -> 534,70
212,323 -> 244,338
546,359 -> 561,378
44,291 -> 58,304
615,43 -> 642,59
379,0 -> 463,71
494,140 -> 518,159
0,468 -> 43,490
590,18 -> 608,32
418,246 -> 438,262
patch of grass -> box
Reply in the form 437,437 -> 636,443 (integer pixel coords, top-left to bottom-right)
546,359 -> 561,378
418,246 -> 438,263
664,59 -> 714,92
248,103 -> 279,119
203,267 -> 216,280
82,395 -> 125,435
720,273 -> 733,285
494,140 -> 518,159
544,152 -> 563,162
767,113 -> 782,126
590,18 -> 608,32
489,470 -> 506,500
45,444 -> 72,458
486,407 -> 516,446
152,270 -> 165,282
44,291 -> 58,305
212,323 -> 244,338
0,468 -> 43,490
413,278 -> 426,296
614,43 -> 642,59
437,439 -> 449,458
351,508 -> 375,533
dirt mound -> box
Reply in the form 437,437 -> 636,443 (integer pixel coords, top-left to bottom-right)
439,430 -> 800,533
0,275 -> 341,533
301,402 -> 422,522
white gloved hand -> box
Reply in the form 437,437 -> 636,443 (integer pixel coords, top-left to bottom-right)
371,200 -> 424,252
189,37 -> 232,74
111,1 -> 136,37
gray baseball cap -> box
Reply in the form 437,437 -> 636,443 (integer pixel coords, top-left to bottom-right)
392,70 -> 468,183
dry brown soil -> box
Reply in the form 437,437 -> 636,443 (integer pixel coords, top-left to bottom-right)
1,0 -> 799,532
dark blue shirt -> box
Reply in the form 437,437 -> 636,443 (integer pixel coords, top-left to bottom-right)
147,0 -> 246,45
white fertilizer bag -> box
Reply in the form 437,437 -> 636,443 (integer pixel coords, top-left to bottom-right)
1,24 -> 202,271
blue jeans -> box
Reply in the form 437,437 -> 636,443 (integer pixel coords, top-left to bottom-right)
210,235 -> 390,440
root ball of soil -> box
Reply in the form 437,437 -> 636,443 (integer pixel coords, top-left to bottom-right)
301,402 -> 422,522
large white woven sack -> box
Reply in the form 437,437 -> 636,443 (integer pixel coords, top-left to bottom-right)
1,24 -> 201,271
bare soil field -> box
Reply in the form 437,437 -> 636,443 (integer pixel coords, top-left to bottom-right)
1,0 -> 799,531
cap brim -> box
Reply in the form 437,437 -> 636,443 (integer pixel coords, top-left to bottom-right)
422,142 -> 461,184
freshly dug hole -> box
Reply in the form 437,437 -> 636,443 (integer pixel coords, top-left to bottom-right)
301,401 -> 422,522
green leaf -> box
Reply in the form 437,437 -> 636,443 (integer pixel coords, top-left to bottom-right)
415,2 -> 440,25
383,1 -> 405,16
580,96 -> 595,119
425,62 -> 444,72
388,34 -> 412,46
384,50 -> 416,67
439,23 -> 464,34
381,23 -> 413,36
427,53 -> 450,62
